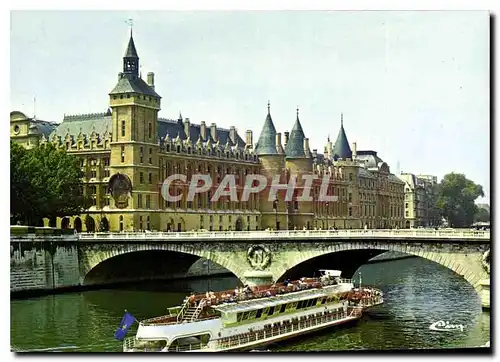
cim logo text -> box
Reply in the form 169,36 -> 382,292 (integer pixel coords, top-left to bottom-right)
429,320 -> 465,332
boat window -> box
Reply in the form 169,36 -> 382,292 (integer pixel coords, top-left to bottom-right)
279,304 -> 287,314
137,340 -> 167,351
268,306 -> 275,316
262,307 -> 270,316
248,310 -> 257,320
255,309 -> 263,319
241,312 -> 250,321
310,298 -> 319,307
297,301 -> 303,309
237,313 -> 243,322
287,302 -> 298,310
321,298 -> 327,304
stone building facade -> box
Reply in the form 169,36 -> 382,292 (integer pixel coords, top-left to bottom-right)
398,173 -> 438,228
10,32 -> 405,232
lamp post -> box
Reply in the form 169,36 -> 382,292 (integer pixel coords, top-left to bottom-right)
273,197 -> 279,230
359,271 -> 362,291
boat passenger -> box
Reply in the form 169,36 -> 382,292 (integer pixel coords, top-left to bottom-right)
188,294 -> 196,307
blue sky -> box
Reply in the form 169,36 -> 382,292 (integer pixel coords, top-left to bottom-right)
10,10 -> 490,202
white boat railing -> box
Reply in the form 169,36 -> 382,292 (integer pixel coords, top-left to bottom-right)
78,228 -> 490,242
215,307 -> 363,351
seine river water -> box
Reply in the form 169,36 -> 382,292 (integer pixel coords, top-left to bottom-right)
11,257 -> 490,352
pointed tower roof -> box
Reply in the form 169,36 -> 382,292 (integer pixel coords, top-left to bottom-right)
285,107 -> 307,159
109,30 -> 160,98
332,113 -> 352,160
124,32 -> 139,58
255,101 -> 278,155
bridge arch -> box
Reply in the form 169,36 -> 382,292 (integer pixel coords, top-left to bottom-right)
272,241 -> 488,296
79,243 -> 248,285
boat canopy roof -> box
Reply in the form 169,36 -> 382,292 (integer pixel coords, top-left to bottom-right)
319,270 -> 342,277
213,286 -> 341,314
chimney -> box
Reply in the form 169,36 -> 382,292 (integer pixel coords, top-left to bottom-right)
200,121 -> 207,140
276,133 -> 284,153
245,130 -> 253,147
304,138 -> 311,157
184,118 -> 191,139
210,123 -> 217,142
312,149 -> 318,158
229,126 -> 236,144
284,131 -> 290,147
352,142 -> 357,159
147,72 -> 155,90
118,72 -> 123,81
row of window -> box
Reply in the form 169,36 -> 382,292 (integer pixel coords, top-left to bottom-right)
160,143 -> 258,162
198,215 -> 258,228
137,194 -> 151,209
236,296 -> 337,323
65,139 -> 108,150
139,172 -> 153,184
139,147 -> 153,164
121,120 -> 153,139
88,169 -> 110,179
160,197 -> 260,212
81,158 -> 110,167
138,215 -> 150,230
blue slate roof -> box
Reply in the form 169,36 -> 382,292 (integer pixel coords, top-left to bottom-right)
54,112 -> 112,138
332,116 -> 352,160
53,112 -> 245,147
255,105 -> 277,155
158,118 -> 245,147
285,111 -> 307,159
124,34 -> 138,58
109,75 -> 160,98
29,120 -> 58,138
356,150 -> 383,168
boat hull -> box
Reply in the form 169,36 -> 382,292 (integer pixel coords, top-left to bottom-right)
219,313 -> 361,352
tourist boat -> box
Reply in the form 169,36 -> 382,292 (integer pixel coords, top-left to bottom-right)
122,270 -> 383,352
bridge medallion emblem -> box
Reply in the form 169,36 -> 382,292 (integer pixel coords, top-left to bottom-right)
247,245 -> 271,270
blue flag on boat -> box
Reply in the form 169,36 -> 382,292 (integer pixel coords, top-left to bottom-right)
114,311 -> 136,341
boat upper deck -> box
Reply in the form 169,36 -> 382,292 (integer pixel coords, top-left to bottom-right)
186,277 -> 352,310
212,284 -> 352,314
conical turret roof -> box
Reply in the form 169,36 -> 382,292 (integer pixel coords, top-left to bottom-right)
255,102 -> 277,155
285,108 -> 307,159
124,33 -> 139,58
332,113 -> 352,160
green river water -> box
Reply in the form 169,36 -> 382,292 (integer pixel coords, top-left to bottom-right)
10,257 -> 490,352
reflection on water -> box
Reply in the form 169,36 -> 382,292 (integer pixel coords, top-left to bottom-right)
11,258 -> 489,352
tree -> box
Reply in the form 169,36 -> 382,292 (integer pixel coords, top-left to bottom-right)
474,207 -> 490,223
435,173 -> 484,228
10,142 -> 91,225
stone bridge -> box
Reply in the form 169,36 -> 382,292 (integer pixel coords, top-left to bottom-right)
76,229 -> 490,302
11,229 -> 490,307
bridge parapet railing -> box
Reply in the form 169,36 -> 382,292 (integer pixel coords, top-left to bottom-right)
10,234 -> 79,242
76,228 -> 490,241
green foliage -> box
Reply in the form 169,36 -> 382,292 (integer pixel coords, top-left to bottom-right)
435,173 -> 484,228
10,141 -> 91,225
474,207 -> 490,223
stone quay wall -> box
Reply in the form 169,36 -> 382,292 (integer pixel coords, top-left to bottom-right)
10,237 -> 80,293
